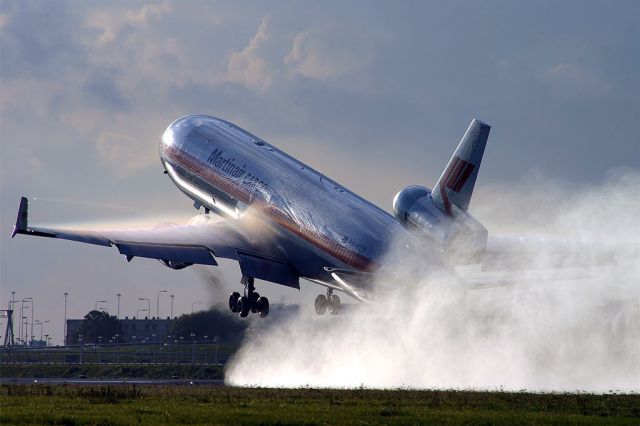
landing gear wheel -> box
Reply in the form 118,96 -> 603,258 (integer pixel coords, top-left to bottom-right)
315,294 -> 328,315
250,292 -> 260,313
328,294 -> 341,315
229,292 -> 241,313
237,296 -> 251,317
257,296 -> 270,318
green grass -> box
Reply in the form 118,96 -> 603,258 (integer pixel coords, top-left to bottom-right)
1,385 -> 638,425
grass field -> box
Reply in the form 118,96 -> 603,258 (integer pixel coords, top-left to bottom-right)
1,385 -> 638,425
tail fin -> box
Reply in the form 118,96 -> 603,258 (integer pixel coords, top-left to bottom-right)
432,119 -> 490,214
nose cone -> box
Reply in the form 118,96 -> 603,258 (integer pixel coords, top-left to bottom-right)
160,115 -> 212,160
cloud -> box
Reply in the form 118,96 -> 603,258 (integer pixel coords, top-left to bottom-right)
82,69 -> 131,112
542,62 -> 611,96
284,29 -> 370,81
0,0 -> 86,79
227,16 -> 273,91
95,129 -> 157,174
87,1 -> 171,46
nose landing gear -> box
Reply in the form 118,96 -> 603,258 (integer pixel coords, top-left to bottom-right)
228,276 -> 269,318
315,289 -> 340,315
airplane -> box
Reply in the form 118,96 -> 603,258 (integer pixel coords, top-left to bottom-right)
11,115 -> 617,318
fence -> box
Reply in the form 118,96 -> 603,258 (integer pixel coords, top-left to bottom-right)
0,341 -> 235,366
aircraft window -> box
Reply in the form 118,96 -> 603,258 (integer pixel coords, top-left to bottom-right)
264,146 -> 273,151
252,139 -> 264,146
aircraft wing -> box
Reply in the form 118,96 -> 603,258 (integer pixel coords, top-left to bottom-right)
481,235 -> 637,272
11,197 -> 289,274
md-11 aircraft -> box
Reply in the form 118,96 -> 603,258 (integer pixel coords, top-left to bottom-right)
11,116 -> 613,318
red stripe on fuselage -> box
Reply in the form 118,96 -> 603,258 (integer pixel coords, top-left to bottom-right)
165,145 -> 377,272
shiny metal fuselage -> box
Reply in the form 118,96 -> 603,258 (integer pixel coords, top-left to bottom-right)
160,115 -> 408,282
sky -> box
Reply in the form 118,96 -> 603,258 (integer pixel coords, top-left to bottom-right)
1,0 -> 639,345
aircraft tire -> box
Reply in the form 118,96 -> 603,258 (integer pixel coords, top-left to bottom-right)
238,296 -> 251,317
328,294 -> 341,315
315,294 -> 328,315
229,292 -> 241,313
257,296 -> 270,318
250,292 -> 260,313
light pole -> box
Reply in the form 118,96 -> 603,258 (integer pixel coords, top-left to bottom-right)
156,290 -> 167,318
21,316 -> 28,345
64,292 -> 68,346
30,299 -> 34,346
138,298 -> 150,318
35,320 -> 50,343
21,297 -> 32,345
116,293 -> 121,319
170,294 -> 175,318
11,291 -> 15,310
95,300 -> 107,311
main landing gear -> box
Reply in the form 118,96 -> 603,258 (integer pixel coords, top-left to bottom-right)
315,288 -> 340,315
228,276 -> 269,318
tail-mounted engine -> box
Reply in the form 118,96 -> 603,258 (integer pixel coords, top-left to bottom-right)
393,185 -> 487,264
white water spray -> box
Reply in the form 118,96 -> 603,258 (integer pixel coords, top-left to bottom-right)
226,169 -> 640,391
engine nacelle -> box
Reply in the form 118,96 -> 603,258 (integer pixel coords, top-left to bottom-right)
393,185 -> 487,264
158,259 -> 193,270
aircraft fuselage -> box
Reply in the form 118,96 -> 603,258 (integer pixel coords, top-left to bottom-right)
160,115 -> 407,283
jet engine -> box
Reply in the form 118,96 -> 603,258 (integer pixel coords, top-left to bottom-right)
158,259 -> 193,270
392,185 -> 487,264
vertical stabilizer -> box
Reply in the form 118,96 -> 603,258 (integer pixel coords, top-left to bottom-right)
432,119 -> 490,214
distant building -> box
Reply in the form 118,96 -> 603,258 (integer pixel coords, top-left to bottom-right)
66,316 -> 174,345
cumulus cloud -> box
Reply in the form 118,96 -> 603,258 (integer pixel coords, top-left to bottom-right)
87,1 -> 171,46
227,16 -> 273,91
95,129 -> 158,174
284,29 -> 370,81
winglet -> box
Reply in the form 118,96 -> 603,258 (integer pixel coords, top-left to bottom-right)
12,197 -> 29,238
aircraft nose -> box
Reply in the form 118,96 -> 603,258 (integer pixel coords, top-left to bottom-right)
160,115 -> 210,160
162,116 -> 194,150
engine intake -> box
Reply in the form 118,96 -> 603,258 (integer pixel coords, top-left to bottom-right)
393,185 -> 487,264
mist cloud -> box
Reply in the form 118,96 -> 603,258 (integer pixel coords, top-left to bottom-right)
226,170 -> 640,391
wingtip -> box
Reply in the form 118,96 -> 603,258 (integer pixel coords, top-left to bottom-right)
12,196 -> 29,238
